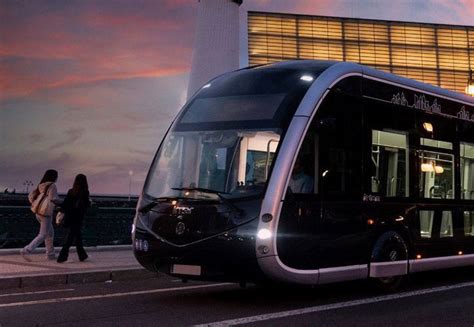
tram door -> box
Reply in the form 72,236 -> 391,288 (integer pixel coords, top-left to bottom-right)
277,91 -> 366,270
316,92 -> 365,269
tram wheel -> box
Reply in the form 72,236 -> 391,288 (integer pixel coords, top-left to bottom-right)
370,231 -> 408,292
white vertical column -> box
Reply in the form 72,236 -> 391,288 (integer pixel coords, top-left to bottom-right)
187,0 -> 242,100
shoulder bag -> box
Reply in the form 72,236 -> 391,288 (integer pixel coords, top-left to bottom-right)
30,184 -> 52,216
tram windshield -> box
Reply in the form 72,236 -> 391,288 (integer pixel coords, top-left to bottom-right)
145,129 -> 280,199
144,63 -> 329,200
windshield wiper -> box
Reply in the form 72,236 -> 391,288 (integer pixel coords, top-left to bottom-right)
171,187 -> 229,195
171,187 -> 242,214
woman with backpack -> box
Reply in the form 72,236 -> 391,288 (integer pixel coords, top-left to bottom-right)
57,174 -> 91,263
22,169 -> 61,261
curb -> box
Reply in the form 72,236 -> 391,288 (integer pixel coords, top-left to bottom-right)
0,245 -> 132,255
0,268 -> 158,290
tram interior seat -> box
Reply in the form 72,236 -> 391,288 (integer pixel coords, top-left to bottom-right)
462,189 -> 474,200
440,211 -> 454,238
446,189 -> 454,199
430,185 -> 446,199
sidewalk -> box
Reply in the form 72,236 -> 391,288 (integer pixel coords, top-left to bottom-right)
0,246 -> 157,290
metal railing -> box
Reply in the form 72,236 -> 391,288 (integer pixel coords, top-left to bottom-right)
0,205 -> 136,249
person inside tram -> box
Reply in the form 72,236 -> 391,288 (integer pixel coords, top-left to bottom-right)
289,156 -> 314,193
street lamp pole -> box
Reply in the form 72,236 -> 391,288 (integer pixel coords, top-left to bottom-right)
128,170 -> 134,201
23,180 -> 33,193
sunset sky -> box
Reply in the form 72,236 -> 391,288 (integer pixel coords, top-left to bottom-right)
1,0 -> 473,195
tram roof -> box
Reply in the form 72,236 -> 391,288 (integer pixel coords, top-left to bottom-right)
249,60 -> 474,107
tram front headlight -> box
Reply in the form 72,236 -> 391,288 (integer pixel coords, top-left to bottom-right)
257,228 -> 272,240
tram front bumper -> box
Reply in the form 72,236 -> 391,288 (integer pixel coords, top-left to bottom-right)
133,228 -> 263,282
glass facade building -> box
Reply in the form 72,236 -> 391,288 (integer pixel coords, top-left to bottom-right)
248,12 -> 474,94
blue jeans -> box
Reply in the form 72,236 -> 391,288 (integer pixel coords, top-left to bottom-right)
24,214 -> 55,257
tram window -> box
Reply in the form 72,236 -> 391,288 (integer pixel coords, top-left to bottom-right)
420,138 -> 453,150
239,132 -> 280,187
460,143 -> 474,200
419,150 -> 455,199
316,95 -> 363,197
440,211 -> 454,238
245,150 -> 275,185
199,145 -> 229,191
371,130 -> 408,197
464,211 -> 474,236
419,210 -> 434,238
181,94 -> 286,123
289,156 -> 314,193
288,91 -> 362,196
289,133 -> 316,194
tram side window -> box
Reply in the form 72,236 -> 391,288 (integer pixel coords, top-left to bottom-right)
289,138 -> 315,194
419,210 -> 434,238
460,143 -> 474,200
371,130 -> 408,197
289,92 -> 362,196
316,95 -> 363,198
419,139 -> 455,199
440,211 -> 454,238
464,211 -> 474,236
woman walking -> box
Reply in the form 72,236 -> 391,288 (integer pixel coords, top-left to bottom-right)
22,169 -> 61,261
57,174 -> 91,263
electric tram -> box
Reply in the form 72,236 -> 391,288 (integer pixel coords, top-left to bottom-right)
132,60 -> 474,289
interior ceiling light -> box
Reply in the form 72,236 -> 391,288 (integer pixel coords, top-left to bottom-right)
421,161 -> 444,174
421,163 -> 434,172
423,122 -> 433,132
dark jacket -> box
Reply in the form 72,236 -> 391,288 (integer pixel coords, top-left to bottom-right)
61,189 -> 90,226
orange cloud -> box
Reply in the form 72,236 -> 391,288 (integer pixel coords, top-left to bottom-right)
0,1 -> 195,100
45,66 -> 187,92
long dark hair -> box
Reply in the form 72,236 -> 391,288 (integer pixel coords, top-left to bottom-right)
39,169 -> 58,184
71,174 -> 89,197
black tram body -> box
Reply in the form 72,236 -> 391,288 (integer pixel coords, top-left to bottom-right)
133,60 -> 474,286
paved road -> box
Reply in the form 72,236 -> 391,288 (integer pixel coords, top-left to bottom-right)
0,267 -> 473,327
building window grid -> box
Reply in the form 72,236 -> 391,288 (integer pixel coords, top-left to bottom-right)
248,13 -> 474,94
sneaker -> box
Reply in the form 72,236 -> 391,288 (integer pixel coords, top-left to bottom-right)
79,255 -> 89,262
47,254 -> 56,260
20,249 -> 32,262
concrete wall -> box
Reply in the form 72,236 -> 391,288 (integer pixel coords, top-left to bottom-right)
187,0 -> 242,99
